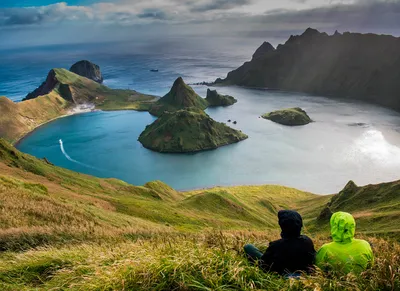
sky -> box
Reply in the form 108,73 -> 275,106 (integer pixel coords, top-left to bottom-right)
1,0 -> 400,48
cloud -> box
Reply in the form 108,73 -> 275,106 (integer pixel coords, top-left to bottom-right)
0,0 -> 399,40
191,0 -> 251,12
137,8 -> 170,20
0,2 -> 92,26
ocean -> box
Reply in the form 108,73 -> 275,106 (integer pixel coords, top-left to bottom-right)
2,37 -> 400,194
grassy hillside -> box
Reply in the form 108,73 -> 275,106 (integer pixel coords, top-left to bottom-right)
0,69 -> 157,144
149,77 -> 208,116
0,139 -> 398,290
0,93 -> 70,143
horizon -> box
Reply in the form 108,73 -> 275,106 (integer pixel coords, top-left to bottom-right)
1,0 -> 400,49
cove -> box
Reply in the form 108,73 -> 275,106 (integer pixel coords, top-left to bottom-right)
17,86 -> 400,194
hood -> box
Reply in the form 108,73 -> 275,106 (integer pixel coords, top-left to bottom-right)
278,210 -> 303,239
330,212 -> 355,243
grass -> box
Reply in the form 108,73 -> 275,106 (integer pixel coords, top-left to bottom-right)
149,77 -> 208,116
0,232 -> 398,291
0,139 -> 399,290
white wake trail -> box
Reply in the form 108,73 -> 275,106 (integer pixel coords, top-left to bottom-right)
59,139 -> 98,170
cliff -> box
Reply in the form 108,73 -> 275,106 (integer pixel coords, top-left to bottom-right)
70,60 -> 103,83
216,28 -> 400,111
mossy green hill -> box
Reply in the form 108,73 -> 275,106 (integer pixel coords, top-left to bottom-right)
138,109 -> 248,153
0,68 -> 157,143
0,139 -> 399,290
262,107 -> 312,126
149,77 -> 208,116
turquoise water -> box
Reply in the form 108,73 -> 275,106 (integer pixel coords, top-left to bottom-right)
17,86 -> 400,194
3,38 -> 400,193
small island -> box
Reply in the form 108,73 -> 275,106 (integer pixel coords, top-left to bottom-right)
205,89 -> 237,107
138,109 -> 248,153
149,77 -> 208,117
262,107 -> 312,126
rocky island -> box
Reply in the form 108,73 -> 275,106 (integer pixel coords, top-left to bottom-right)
205,89 -> 237,107
262,107 -> 312,126
149,77 -> 208,116
1,65 -> 157,143
215,28 -> 400,112
138,108 -> 248,153
70,60 -> 104,83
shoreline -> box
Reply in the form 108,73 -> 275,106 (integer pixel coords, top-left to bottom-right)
13,109 -> 100,147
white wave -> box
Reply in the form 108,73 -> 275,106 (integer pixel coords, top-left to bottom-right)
59,139 -> 98,170
67,103 -> 96,115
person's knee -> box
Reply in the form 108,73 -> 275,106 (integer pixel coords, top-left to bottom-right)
244,244 -> 254,253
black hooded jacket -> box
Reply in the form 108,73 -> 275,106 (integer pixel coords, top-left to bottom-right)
260,210 -> 316,274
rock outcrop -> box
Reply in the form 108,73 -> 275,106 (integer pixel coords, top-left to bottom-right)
70,60 -> 103,83
149,77 -> 208,116
215,28 -> 400,112
206,89 -> 237,107
138,109 -> 248,153
262,107 -> 312,126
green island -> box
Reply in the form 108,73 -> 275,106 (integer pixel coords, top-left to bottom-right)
206,89 -> 237,107
0,67 -> 157,144
139,108 -> 248,153
262,107 -> 312,126
0,139 -> 398,290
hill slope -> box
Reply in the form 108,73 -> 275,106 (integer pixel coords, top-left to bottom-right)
0,69 -> 157,143
216,28 -> 400,111
138,109 -> 248,153
0,140 -> 399,290
149,77 -> 208,116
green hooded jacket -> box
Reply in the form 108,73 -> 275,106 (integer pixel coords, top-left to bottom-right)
316,212 -> 374,274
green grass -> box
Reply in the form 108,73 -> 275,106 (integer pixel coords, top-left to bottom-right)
0,139 -> 399,290
149,77 -> 208,116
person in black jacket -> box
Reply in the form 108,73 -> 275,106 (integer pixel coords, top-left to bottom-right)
244,210 -> 316,276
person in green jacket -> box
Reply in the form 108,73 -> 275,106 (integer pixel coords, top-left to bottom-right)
316,211 -> 374,274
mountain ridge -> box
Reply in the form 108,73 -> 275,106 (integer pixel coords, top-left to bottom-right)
215,28 -> 400,112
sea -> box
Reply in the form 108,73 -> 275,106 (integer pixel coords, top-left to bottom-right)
2,36 -> 400,194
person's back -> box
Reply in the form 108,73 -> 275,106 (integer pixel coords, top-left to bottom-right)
244,210 -> 316,275
316,212 -> 374,274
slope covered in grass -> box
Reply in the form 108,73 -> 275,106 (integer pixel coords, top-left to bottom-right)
149,77 -> 208,116
139,109 -> 248,153
0,69 -> 157,144
0,140 -> 399,290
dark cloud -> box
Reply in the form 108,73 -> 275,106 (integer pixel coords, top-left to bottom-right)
191,0 -> 251,12
137,9 -> 169,20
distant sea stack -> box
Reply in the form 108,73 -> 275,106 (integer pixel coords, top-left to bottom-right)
70,60 -> 103,84
206,89 -> 237,107
262,107 -> 312,126
139,109 -> 248,153
215,28 -> 400,112
149,77 -> 208,116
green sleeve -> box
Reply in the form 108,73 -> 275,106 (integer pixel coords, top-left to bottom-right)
315,245 -> 328,269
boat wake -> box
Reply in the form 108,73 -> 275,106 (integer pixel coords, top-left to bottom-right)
59,139 -> 98,170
